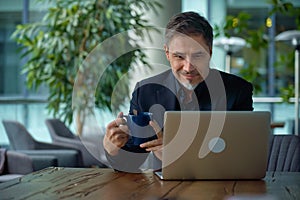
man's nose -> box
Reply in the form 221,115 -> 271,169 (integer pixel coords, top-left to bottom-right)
183,57 -> 195,72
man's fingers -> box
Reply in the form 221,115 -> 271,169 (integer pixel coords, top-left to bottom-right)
149,120 -> 163,138
107,118 -> 125,130
106,112 -> 126,129
108,129 -> 129,146
156,130 -> 163,139
107,120 -> 117,129
118,124 -> 129,133
149,120 -> 160,133
108,125 -> 129,138
103,128 -> 129,155
115,132 -> 129,141
140,138 -> 162,148
116,117 -> 127,126
145,145 -> 162,152
104,112 -> 129,155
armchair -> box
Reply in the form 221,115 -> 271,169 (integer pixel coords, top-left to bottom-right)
267,135 -> 300,172
45,119 -> 108,167
2,120 -> 83,167
0,149 -> 33,182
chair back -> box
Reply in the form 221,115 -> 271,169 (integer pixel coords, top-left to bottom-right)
268,135 -> 300,172
45,119 -> 77,141
2,120 -> 36,150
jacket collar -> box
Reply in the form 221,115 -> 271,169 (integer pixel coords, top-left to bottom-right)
156,70 -> 178,110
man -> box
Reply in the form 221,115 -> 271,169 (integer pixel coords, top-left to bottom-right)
103,11 -> 253,172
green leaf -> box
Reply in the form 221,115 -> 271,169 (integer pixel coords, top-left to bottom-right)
10,0 -> 161,132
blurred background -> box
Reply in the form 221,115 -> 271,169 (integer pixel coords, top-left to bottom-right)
0,0 -> 300,148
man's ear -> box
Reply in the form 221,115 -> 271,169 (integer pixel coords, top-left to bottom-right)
164,45 -> 170,61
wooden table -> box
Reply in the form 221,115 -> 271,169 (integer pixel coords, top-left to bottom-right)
0,167 -> 299,200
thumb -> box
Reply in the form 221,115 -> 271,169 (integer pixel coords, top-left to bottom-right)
117,112 -> 124,118
149,120 -> 163,138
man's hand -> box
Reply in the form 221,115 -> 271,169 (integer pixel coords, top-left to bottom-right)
103,112 -> 129,156
140,120 -> 163,160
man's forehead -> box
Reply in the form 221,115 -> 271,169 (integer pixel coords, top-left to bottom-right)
168,34 -> 209,52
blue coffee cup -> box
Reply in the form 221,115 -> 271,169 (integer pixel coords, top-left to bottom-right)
123,112 -> 156,145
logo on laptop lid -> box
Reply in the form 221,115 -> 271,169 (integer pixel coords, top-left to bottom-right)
208,137 -> 226,153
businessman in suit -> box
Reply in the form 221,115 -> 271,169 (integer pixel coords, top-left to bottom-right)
103,11 -> 253,172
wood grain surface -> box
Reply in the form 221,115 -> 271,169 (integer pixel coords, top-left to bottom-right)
0,167 -> 299,200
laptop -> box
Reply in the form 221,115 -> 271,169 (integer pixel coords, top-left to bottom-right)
155,111 -> 271,180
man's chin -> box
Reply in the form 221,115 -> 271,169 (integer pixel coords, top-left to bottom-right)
181,82 -> 197,90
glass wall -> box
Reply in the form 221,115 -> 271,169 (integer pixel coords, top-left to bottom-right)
183,0 -> 299,135
224,0 -> 299,135
1,0 -> 299,147
226,0 -> 299,97
0,0 -> 182,147
0,0 -> 48,96
0,0 -> 50,146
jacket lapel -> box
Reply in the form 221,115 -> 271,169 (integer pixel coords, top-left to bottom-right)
156,71 -> 178,110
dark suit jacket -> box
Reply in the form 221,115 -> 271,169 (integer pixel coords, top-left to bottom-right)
130,68 -> 253,123
106,68 -> 253,172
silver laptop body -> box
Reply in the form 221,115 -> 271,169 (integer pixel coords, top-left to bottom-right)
156,111 -> 271,180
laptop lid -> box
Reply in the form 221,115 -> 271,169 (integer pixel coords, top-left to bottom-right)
157,111 -> 271,180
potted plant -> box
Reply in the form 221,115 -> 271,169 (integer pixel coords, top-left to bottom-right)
12,0 -> 161,135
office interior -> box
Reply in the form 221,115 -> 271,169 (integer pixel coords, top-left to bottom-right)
0,0 -> 299,147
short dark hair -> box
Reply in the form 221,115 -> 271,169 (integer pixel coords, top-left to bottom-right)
165,11 -> 213,48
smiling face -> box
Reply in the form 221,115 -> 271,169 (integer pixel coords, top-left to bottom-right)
165,34 -> 212,89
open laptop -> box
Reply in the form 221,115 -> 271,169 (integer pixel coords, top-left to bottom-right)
155,111 -> 271,180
